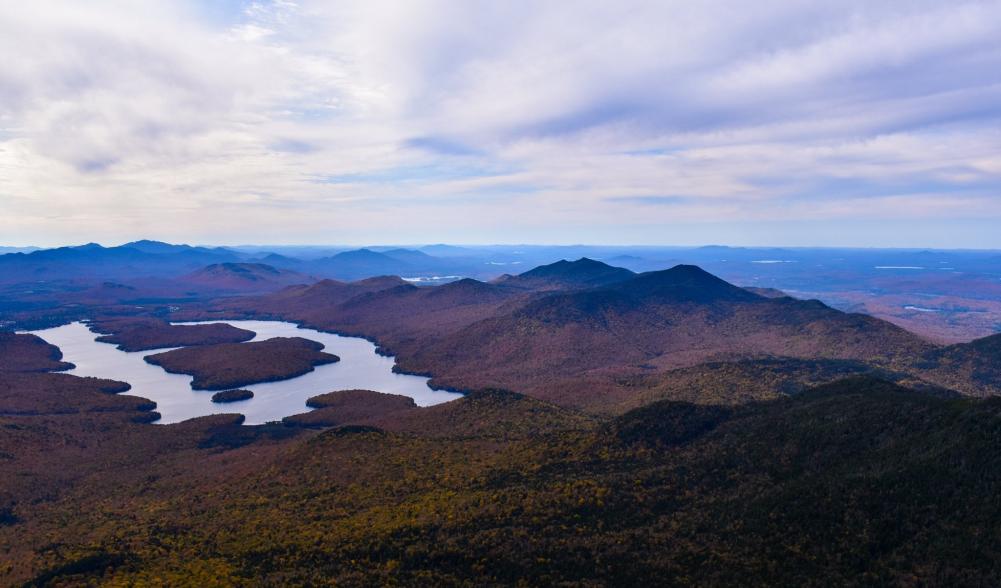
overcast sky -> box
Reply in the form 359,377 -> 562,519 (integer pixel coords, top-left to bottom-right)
2,0 -> 1000,247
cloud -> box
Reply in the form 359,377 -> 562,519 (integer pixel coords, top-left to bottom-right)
605,196 -> 694,206
404,136 -> 483,157
0,0 -> 1000,247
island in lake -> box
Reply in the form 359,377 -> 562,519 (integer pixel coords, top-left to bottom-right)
211,389 -> 254,403
90,317 -> 255,351
144,337 -> 339,390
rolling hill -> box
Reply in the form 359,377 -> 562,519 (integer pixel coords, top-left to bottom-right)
912,332 -> 1001,396
180,262 -> 313,292
310,249 -> 415,280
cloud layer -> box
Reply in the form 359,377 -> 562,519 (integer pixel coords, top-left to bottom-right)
2,0 -> 1000,246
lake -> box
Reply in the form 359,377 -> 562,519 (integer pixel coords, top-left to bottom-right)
27,320 -> 462,424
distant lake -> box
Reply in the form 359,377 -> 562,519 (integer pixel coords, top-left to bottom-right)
401,275 -> 463,285
27,320 -> 461,424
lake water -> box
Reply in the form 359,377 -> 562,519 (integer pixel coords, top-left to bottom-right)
27,320 -> 462,425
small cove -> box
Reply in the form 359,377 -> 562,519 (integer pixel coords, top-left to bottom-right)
27,320 -> 462,424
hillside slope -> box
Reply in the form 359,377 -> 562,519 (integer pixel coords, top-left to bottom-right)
913,333 -> 1001,396
4,378 -> 1001,585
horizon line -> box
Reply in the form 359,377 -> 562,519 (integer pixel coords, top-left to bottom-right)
4,241 -> 1001,253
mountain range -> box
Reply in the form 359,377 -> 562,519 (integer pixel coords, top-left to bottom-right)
2,246 -> 999,409
180,257 -> 996,411
6,240 -> 1001,341
0,241 -> 469,285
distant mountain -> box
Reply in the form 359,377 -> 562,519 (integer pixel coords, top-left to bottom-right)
380,248 -> 438,265
311,248 -> 413,280
419,244 -> 477,257
181,242 -> 500,282
327,248 -> 394,264
302,247 -> 484,281
0,242 -> 239,284
605,254 -> 644,263
596,254 -> 667,273
0,246 -> 39,254
254,253 -> 304,267
8,243 -> 144,262
180,262 -> 313,292
123,239 -> 239,258
121,240 -> 197,254
495,258 -> 636,290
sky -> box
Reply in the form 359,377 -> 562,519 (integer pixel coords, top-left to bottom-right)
1,0 -> 1000,248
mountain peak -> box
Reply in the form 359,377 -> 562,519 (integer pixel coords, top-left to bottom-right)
122,240 -> 192,254
124,239 -> 172,247
509,257 -> 635,290
611,264 -> 763,304
426,277 -> 507,302
521,257 -> 613,275
333,248 -> 386,258
382,248 -> 432,258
